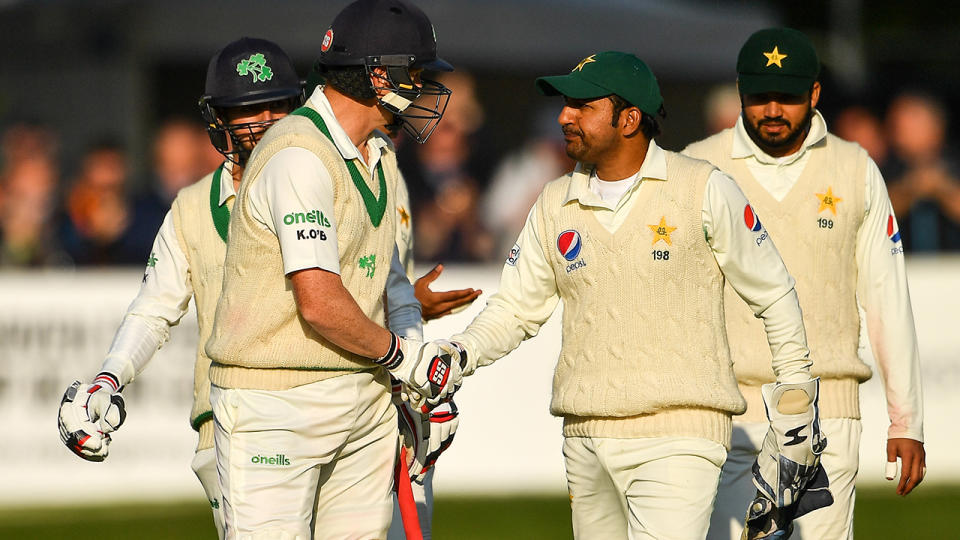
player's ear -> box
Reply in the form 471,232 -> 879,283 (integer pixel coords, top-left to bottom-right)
621,107 -> 643,137
809,81 -> 822,109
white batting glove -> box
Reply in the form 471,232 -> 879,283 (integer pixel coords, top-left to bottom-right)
374,333 -> 466,409
57,374 -> 126,462
418,398 -> 459,483
391,378 -> 459,484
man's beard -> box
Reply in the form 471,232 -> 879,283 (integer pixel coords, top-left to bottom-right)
562,127 -> 591,162
743,106 -> 814,153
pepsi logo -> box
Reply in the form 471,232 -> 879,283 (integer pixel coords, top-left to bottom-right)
321,29 -> 334,52
887,214 -> 901,243
557,230 -> 582,261
744,204 -> 762,232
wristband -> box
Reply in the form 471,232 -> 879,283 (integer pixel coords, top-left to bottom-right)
373,332 -> 404,370
93,372 -> 121,393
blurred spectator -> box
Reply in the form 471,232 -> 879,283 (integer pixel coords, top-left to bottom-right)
59,140 -> 145,265
0,154 -> 69,266
702,83 -> 742,135
833,105 -> 891,168
885,91 -> 960,251
129,118 -> 210,248
398,71 -> 495,262
482,105 -> 574,258
1,123 -> 59,166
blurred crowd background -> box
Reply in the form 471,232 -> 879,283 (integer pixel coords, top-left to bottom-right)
1,0 -> 958,268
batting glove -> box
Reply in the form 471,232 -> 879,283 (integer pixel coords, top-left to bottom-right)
57,374 -> 126,462
743,378 -> 832,538
418,398 -> 459,483
392,378 -> 459,484
374,333 -> 466,409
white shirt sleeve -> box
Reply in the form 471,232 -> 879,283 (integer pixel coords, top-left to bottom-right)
99,211 -> 192,385
453,199 -> 561,374
702,170 -> 812,383
385,244 -> 423,341
248,147 -> 340,276
856,159 -> 924,441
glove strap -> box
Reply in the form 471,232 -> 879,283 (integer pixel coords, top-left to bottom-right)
373,332 -> 404,370
94,372 -> 121,393
452,343 -> 467,369
429,400 -> 458,422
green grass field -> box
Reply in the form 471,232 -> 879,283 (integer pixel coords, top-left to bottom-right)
1,485 -> 955,539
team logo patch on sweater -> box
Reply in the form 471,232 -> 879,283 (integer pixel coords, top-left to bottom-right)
648,216 -> 677,246
557,230 -> 582,261
744,204 -> 763,232
815,186 -> 843,215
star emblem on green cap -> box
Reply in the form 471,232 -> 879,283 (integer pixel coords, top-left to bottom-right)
763,46 -> 788,68
573,55 -> 596,72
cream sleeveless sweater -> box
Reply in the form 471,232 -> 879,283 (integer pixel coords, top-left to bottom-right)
206,107 -> 398,390
169,165 -> 230,450
684,129 -> 871,422
542,152 -> 745,447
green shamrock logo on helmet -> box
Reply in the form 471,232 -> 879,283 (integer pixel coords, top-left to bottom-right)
236,53 -> 273,83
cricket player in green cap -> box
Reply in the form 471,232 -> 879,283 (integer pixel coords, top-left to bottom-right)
685,27 -> 925,540
436,50 -> 823,539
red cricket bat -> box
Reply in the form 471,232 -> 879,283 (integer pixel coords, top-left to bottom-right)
394,446 -> 423,540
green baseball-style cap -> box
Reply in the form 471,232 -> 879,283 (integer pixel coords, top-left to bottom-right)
737,27 -> 820,96
535,51 -> 663,116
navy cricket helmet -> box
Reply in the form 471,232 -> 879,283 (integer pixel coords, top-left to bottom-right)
199,37 -> 304,164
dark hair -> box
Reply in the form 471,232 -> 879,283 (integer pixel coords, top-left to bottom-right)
608,95 -> 663,138
640,110 -> 662,139
316,63 -> 375,100
608,94 -> 632,127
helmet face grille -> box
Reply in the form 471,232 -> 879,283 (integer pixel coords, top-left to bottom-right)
368,65 -> 451,144
199,95 -> 303,165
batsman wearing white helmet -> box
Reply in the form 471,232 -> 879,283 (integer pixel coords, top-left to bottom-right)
56,36 -> 304,539
684,27 -> 925,540
443,51 -> 823,540
203,1 -> 464,538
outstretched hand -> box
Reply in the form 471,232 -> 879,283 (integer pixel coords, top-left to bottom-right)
414,264 -> 481,321
886,438 -> 925,496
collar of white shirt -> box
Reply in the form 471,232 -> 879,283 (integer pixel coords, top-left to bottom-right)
218,160 -> 236,207
731,109 -> 828,165
306,86 -> 388,171
563,139 -> 668,206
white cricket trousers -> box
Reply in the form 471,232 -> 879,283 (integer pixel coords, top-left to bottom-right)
211,371 -> 397,540
563,436 -> 727,540
706,418 -> 860,540
199,421 -> 431,540
193,447 -> 227,539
